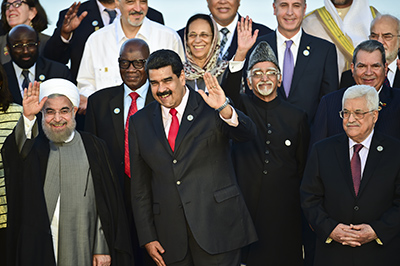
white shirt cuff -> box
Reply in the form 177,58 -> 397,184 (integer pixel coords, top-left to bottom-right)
229,59 -> 245,73
23,115 -> 37,139
219,105 -> 239,127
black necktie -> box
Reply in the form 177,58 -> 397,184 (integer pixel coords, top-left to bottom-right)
105,9 -> 117,24
21,69 -> 30,91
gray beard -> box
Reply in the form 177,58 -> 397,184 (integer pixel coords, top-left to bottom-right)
42,118 -> 76,143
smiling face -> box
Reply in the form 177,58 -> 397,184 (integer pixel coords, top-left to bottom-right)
187,18 -> 213,68
351,50 -> 387,90
207,0 -> 240,26
119,40 -> 149,90
247,61 -> 281,102
149,66 -> 186,109
119,0 -> 148,27
42,95 -> 78,143
273,0 -> 306,39
7,24 -> 39,69
342,96 -> 378,143
4,0 -> 36,28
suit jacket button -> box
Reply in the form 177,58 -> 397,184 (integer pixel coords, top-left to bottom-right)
263,170 -> 268,175
354,206 -> 359,211
173,159 -> 177,164
176,181 -> 181,185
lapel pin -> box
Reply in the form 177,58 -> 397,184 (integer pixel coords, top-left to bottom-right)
39,74 -> 45,81
187,114 -> 194,121
92,20 -> 98,26
3,46 -> 8,56
285,139 -> 291,146
303,49 -> 310,56
377,146 -> 383,152
114,108 -> 120,114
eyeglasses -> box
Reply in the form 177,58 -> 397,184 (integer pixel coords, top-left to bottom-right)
339,110 -> 374,120
3,0 -> 27,10
369,33 -> 400,42
43,108 -> 73,117
118,59 -> 146,69
187,33 -> 212,40
251,70 -> 280,79
12,42 -> 38,52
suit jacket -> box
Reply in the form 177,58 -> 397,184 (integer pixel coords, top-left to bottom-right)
301,132 -> 400,266
3,56 -> 72,105
311,85 -> 400,146
248,31 -> 338,125
340,68 -> 400,89
129,89 -> 258,264
44,0 -> 164,81
177,14 -> 273,60
84,83 -> 154,189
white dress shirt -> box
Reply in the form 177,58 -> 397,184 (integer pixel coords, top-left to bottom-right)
387,56 -> 398,87
348,130 -> 374,179
213,13 -> 239,59
13,62 -> 36,96
276,29 -> 302,76
95,0 -> 121,26
77,17 -> 185,98
123,80 -> 149,126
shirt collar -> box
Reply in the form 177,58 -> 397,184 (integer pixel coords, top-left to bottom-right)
388,56 -> 398,74
124,80 -> 149,100
349,129 -> 374,151
161,86 -> 189,119
213,13 -> 239,34
13,62 -> 36,76
276,28 -> 302,47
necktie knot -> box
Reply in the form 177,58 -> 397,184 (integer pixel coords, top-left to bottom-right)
220,27 -> 229,36
22,69 -> 29,78
105,9 -> 117,24
285,40 -> 293,49
170,108 -> 177,117
353,144 -> 363,154
130,91 -> 139,101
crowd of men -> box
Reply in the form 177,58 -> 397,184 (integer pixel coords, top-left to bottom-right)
2,0 -> 400,266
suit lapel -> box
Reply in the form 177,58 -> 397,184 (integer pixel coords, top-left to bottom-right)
174,90 -> 199,153
35,56 -> 47,82
109,85 -> 125,154
334,134 -> 357,196
378,85 -> 393,109
393,68 -> 400,88
88,0 -> 104,28
289,32 -> 312,97
4,62 -> 22,104
358,133 -> 384,197
152,103 -> 172,154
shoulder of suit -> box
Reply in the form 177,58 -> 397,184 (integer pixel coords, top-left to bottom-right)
302,31 -> 336,48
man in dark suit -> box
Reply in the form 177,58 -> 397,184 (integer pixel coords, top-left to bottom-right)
4,24 -> 72,105
248,0 -> 338,126
85,38 -> 154,265
311,40 -> 400,146
129,49 -> 257,266
177,0 -> 272,60
301,84 -> 400,266
44,0 -> 164,82
340,14 -> 400,89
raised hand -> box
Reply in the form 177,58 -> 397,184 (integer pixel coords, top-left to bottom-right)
23,81 -> 47,121
199,72 -> 233,119
235,16 -> 259,61
61,2 -> 88,40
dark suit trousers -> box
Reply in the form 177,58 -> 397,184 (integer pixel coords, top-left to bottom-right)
169,223 -> 241,266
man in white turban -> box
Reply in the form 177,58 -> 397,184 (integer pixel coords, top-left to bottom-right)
2,79 -> 133,266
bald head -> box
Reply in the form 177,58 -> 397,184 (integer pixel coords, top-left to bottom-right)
119,39 -> 150,90
7,24 -> 39,69
370,14 -> 400,64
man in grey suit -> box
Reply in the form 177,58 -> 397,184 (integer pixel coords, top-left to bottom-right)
129,49 -> 257,266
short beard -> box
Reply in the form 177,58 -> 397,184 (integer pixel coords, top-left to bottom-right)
127,11 -> 145,27
255,81 -> 275,96
42,117 -> 76,143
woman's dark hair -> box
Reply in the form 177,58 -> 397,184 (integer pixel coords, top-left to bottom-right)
1,0 -> 48,32
185,14 -> 214,40
0,63 -> 14,112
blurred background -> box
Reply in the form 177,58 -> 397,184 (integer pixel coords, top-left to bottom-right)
40,0 -> 398,35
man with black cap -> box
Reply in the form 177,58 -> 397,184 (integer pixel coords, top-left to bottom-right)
2,79 -> 132,266
223,41 -> 310,266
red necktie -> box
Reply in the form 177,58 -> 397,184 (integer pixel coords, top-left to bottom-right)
351,144 -> 363,196
125,92 -> 139,177
168,108 -> 179,152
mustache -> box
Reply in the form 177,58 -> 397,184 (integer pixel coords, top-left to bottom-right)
129,11 -> 144,15
156,90 -> 172,97
346,122 -> 360,127
50,122 -> 67,127
256,81 -> 274,88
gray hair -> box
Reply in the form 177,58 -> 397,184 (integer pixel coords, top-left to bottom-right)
342,85 -> 379,111
352,40 -> 386,65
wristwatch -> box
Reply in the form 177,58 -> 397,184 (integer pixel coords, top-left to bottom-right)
215,97 -> 230,112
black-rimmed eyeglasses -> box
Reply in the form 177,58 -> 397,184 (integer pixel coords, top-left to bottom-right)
118,59 -> 146,69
